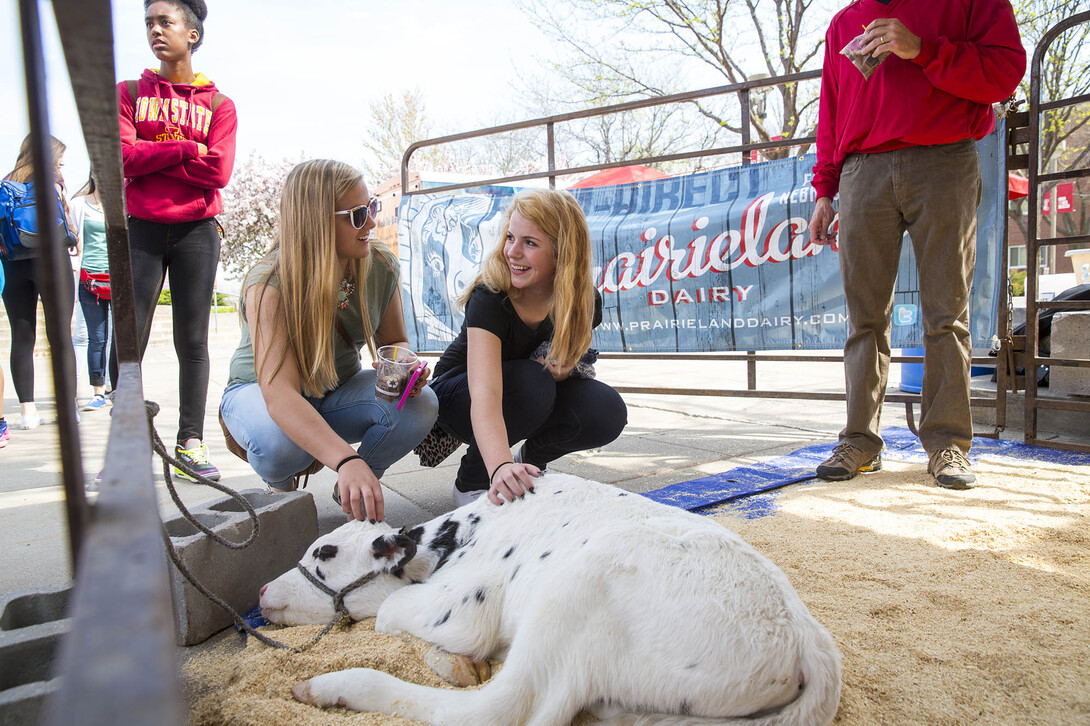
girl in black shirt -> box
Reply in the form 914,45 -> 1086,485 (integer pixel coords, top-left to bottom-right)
431,188 -> 627,505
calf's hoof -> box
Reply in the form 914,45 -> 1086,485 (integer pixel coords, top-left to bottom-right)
425,646 -> 492,687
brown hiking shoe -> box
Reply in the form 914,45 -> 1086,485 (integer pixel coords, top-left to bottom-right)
816,442 -> 883,481
928,448 -> 976,490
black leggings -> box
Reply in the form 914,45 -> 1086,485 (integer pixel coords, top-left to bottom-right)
431,359 -> 628,489
2,257 -> 74,403
108,217 -> 220,443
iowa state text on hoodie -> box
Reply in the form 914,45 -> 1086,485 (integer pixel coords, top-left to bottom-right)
117,68 -> 238,223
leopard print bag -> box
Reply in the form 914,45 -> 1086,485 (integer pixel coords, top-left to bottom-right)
413,422 -> 463,467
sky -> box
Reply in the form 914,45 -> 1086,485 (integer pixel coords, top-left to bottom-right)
0,0 -> 554,190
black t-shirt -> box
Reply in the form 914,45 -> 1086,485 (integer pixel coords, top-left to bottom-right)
432,285 -> 603,383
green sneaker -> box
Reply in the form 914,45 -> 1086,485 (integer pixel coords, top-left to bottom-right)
174,440 -> 221,482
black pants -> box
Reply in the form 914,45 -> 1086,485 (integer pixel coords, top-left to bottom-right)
431,359 -> 628,489
2,256 -> 74,403
108,217 -> 220,443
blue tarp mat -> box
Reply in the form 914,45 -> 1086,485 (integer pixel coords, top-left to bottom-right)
644,427 -> 1090,519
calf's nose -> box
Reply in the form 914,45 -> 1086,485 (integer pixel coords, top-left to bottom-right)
259,584 -> 267,598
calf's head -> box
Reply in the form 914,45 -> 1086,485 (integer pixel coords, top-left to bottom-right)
259,520 -> 417,625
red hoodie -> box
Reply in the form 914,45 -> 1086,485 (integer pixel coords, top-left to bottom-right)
810,0 -> 1025,200
117,68 -> 237,223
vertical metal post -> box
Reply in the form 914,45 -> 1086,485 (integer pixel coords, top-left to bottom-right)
547,121 -> 556,189
746,351 -> 757,390
740,88 -> 752,166
46,0 -> 186,722
18,0 -> 87,565
1025,35 -> 1042,445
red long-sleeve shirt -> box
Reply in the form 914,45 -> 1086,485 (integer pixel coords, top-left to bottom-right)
117,69 -> 237,222
811,0 -> 1026,200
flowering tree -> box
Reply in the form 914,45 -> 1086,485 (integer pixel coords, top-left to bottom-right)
217,152 -> 298,279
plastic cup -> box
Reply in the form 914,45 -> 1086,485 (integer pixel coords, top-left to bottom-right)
375,345 -> 419,403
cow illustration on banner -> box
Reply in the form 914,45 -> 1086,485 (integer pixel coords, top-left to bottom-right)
398,128 -> 1005,354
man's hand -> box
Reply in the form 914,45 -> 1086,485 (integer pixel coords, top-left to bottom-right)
864,18 -> 921,61
808,197 -> 837,246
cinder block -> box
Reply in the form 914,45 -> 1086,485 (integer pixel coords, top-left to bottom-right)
1050,312 -> 1090,397
0,584 -> 72,726
167,489 -> 317,645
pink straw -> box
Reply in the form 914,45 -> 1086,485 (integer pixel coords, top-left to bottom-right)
397,361 -> 427,410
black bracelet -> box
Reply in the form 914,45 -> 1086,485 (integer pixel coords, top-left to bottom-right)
489,461 -> 515,485
335,454 -> 362,472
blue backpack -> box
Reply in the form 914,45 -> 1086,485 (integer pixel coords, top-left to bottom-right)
0,179 -> 74,261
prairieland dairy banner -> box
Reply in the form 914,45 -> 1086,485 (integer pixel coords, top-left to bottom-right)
397,127 -> 1005,354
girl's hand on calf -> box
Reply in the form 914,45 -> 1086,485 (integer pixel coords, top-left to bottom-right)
337,458 -> 385,523
488,462 -> 541,505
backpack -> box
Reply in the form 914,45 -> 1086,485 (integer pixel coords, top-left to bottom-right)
0,179 -> 75,261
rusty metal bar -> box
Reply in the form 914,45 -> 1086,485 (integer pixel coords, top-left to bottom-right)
44,366 -> 182,726
547,121 -> 556,189
399,133 -> 819,197
1039,91 -> 1090,112
1025,438 -> 1090,454
597,351 -> 997,364
18,0 -> 87,566
1033,397 -> 1090,412
1035,299 -> 1090,312
1024,10 -> 1090,445
399,71 -> 822,196
740,87 -> 752,166
1036,168 -> 1090,184
42,0 -> 185,724
612,386 -> 997,406
1028,233 -> 1090,249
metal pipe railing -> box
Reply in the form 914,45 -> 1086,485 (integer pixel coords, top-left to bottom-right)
400,71 -> 822,197
27,0 -> 186,723
1023,10 -> 1090,453
17,0 -> 87,566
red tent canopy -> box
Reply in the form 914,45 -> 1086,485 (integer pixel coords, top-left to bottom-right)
1008,172 -> 1029,200
567,165 -> 669,189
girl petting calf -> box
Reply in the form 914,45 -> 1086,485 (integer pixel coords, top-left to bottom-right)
220,160 -> 437,523
430,188 -> 627,506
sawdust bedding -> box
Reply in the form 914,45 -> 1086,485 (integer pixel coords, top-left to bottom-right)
184,454 -> 1090,726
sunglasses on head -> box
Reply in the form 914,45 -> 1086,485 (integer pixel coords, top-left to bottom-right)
335,196 -> 381,229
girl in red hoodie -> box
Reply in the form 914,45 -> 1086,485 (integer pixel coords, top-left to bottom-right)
115,0 -> 237,482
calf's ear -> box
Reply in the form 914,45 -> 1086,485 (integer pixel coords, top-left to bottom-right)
370,534 -> 418,572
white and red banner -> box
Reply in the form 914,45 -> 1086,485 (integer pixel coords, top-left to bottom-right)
398,128 -> 1006,354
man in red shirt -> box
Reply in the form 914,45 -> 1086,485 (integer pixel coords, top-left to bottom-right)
808,0 -> 1025,489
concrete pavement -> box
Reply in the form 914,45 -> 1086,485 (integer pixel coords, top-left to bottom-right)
0,307 -> 1033,596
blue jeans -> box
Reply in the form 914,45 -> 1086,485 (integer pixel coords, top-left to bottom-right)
71,271 -> 88,383
219,368 -> 438,490
78,282 -> 111,388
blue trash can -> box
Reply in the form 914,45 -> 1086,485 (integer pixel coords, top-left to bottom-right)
900,347 -> 994,393
899,347 -> 924,394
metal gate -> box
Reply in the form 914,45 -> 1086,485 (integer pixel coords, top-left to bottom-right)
398,74 -> 1011,439
1017,10 -> 1090,454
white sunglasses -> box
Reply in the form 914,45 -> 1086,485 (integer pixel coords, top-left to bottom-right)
335,196 -> 381,229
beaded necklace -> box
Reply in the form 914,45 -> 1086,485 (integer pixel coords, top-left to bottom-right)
338,276 -> 355,310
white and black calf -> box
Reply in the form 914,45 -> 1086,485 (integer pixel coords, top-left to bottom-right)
259,472 -> 842,726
